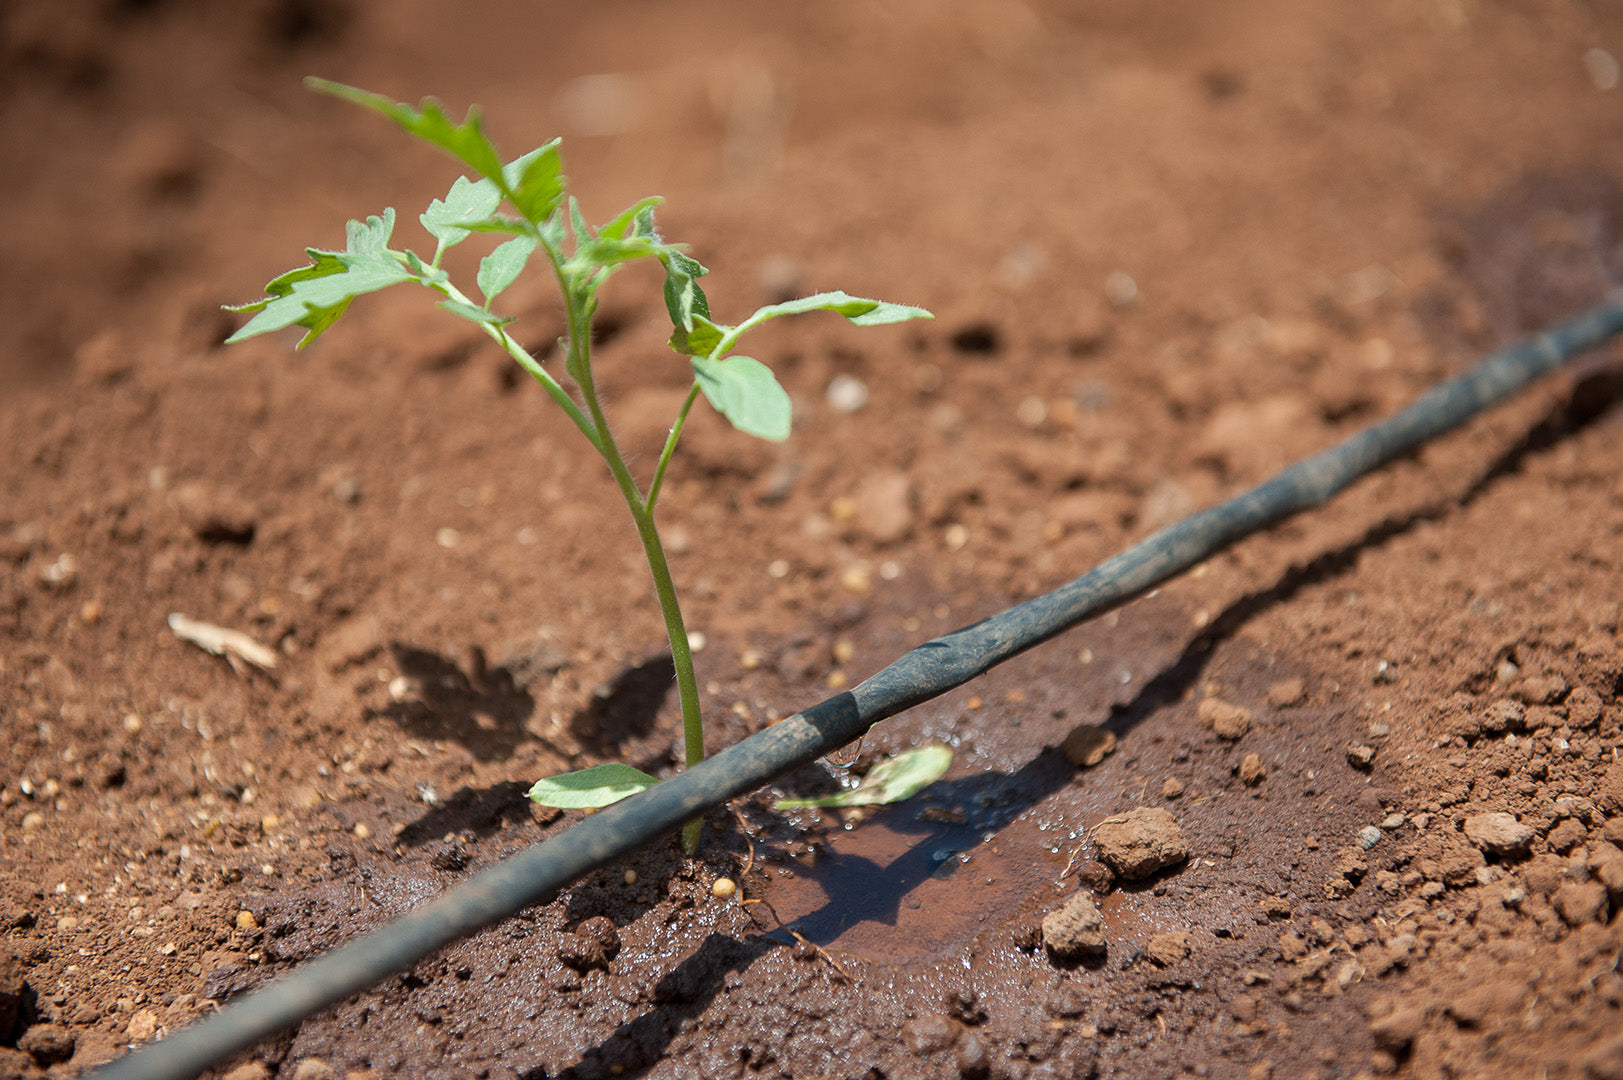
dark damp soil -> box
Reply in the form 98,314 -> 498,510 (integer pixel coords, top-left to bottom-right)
5,2 -> 1623,1079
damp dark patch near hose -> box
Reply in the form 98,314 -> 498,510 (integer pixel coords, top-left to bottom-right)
91,294 -> 1623,1080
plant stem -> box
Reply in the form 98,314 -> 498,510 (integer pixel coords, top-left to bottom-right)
560,281 -> 707,853
647,384 -> 701,513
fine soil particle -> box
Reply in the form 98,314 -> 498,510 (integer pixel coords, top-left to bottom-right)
4,2 -> 1623,1079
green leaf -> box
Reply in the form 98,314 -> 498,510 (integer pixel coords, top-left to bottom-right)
308,78 -> 505,186
478,234 -> 538,303
745,290 -> 934,329
422,174 -> 502,248
667,312 -> 726,358
775,745 -> 954,810
660,250 -> 710,331
439,299 -> 517,327
691,354 -> 791,441
526,763 -> 660,809
226,210 -> 414,347
600,196 -> 662,241
576,236 -> 660,272
567,196 -> 592,246
509,142 -> 565,224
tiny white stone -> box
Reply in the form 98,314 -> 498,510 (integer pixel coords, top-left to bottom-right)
826,374 -> 869,414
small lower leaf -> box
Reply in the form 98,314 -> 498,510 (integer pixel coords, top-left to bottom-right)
527,763 -> 659,809
775,744 -> 953,810
691,355 -> 791,441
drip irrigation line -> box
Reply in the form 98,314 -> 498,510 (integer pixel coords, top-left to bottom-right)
94,295 -> 1623,1080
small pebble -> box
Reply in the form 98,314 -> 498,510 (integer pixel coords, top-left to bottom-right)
623,870 -> 637,886
1356,826 -> 1382,850
826,374 -> 869,413
1346,744 -> 1377,769
712,877 -> 737,900
353,823 -> 371,840
235,910 -> 259,931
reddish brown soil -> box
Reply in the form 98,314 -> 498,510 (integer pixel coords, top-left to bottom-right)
5,2 -> 1623,1079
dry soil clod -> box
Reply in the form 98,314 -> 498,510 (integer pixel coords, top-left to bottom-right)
1042,890 -> 1107,963
1092,807 -> 1190,880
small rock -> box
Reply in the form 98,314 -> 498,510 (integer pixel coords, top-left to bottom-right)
1042,891 -> 1107,962
221,1064 -> 272,1080
19,1023 -> 75,1065
1463,811 -> 1534,858
1161,777 -> 1184,799
1547,817 -> 1588,854
1565,684 -> 1602,728
1145,931 -> 1191,967
0,947 -> 28,1042
1346,744 -> 1377,770
1197,698 -> 1251,740
1589,844 -> 1623,899
826,374 -> 868,413
1514,674 -> 1567,705
1060,724 -> 1117,768
1238,752 -> 1266,786
235,910 -> 258,931
1265,677 -> 1306,708
853,470 -> 914,545
168,481 -> 258,544
291,1058 -> 339,1080
126,1008 -> 160,1041
1356,826 -> 1382,850
1092,807 -> 1190,880
1278,931 -> 1308,961
1368,1006 -> 1424,1054
1478,699 -> 1526,736
1598,764 -> 1623,816
557,916 -> 621,972
901,1013 -> 961,1055
956,1031 -> 991,1079
1552,881 -> 1609,927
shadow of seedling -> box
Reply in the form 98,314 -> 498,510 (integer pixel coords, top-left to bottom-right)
372,644 -> 535,762
394,780 -> 536,849
567,653 -> 676,759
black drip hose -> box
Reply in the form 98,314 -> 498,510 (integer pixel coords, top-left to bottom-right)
93,296 -> 1623,1080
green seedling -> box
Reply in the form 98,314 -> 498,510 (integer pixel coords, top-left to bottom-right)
774,743 -> 953,810
228,80 -> 936,850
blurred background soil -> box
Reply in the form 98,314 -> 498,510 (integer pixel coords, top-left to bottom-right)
3,1 -> 1623,1078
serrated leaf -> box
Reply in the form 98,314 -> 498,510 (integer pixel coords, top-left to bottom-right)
345,209 -> 397,254
478,234 -> 538,303
422,175 -> 502,248
660,250 -> 710,331
600,196 -> 662,241
691,354 -> 791,441
308,78 -> 505,185
667,313 -> 726,358
526,763 -> 660,809
775,745 -> 954,810
746,290 -> 934,328
225,248 -> 347,312
228,250 -> 414,347
567,196 -> 591,246
576,235 -> 660,272
510,142 -> 565,224
226,211 -> 412,347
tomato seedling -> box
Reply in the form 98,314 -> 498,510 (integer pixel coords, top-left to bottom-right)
228,80 -> 935,850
